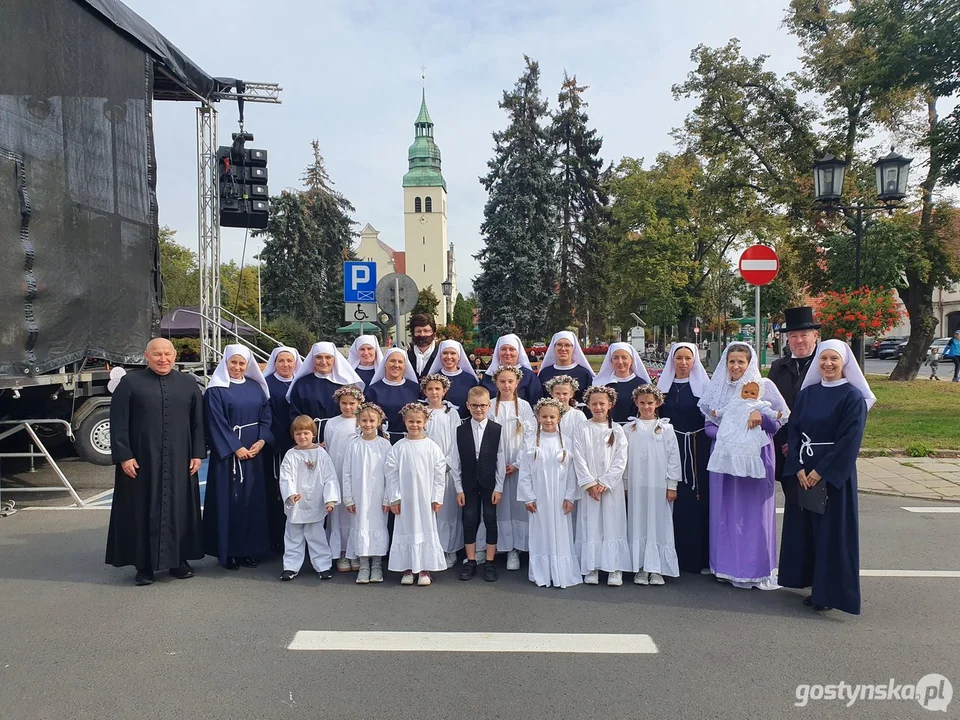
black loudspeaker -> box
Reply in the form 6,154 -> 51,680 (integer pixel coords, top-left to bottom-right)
217,141 -> 269,229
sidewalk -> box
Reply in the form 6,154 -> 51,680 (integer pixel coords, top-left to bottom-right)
858,457 -> 960,501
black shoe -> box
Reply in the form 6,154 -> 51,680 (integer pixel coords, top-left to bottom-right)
280,570 -> 297,581
459,560 -> 477,581
240,557 -> 258,568
814,604 -> 833,612
225,557 -> 240,571
319,568 -> 334,580
270,542 -> 284,554
802,595 -> 813,607
168,561 -> 195,579
135,569 -> 154,586
483,563 -> 498,582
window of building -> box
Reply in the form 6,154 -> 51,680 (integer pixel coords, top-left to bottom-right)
425,196 -> 432,212
415,197 -> 422,213
423,264 -> 426,272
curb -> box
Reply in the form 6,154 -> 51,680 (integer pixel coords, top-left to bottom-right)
860,449 -> 960,459
859,487 -> 960,502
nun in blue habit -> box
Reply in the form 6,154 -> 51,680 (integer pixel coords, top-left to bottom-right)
202,345 -> 274,569
480,334 -> 543,405
595,343 -> 652,425
536,331 -> 595,403
365,347 -> 421,443
427,339 -> 478,419
262,346 -> 302,551
347,334 -> 384,389
286,341 -> 364,432
781,340 -> 872,615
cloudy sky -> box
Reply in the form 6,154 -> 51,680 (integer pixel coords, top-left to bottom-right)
126,0 -> 802,292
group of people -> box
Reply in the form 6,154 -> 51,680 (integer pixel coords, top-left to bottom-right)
106,307 -> 873,614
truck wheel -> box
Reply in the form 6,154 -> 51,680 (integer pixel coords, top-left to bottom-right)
74,406 -> 113,466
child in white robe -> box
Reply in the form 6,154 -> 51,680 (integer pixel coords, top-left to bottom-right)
517,398 -> 581,588
385,403 -> 448,586
420,374 -> 464,569
708,381 -> 789,479
324,385 -> 363,572
545,375 -> 587,434
625,385 -> 681,586
343,403 -> 391,584
573,386 -> 631,586
279,415 -> 340,581
479,365 -> 535,571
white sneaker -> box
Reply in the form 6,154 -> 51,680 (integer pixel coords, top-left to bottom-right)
356,563 -> 370,584
350,559 -> 361,571
634,571 -> 649,585
607,571 -> 623,587
700,568 -> 713,575
445,552 -> 458,569
370,558 -> 384,583
506,550 -> 521,571
584,569 -> 600,585
649,573 -> 665,586
336,557 -> 351,573
400,571 -> 414,585
417,571 -> 432,586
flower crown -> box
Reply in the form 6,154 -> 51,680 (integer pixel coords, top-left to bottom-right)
533,397 -> 566,416
493,364 -> 524,381
333,385 -> 365,405
399,402 -> 430,418
419,373 -> 451,393
543,374 -> 580,394
632,383 -> 664,404
583,385 -> 618,405
356,402 -> 387,424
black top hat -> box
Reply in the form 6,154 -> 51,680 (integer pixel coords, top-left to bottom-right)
781,306 -> 821,332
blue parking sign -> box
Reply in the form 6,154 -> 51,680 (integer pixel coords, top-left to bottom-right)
344,262 -> 377,302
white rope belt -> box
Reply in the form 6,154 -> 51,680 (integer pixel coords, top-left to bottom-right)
799,432 -> 834,466
675,428 -> 703,493
232,422 -> 258,483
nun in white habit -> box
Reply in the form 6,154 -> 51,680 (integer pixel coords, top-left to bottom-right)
427,339 -> 479,419
537,331 -> 596,402
481,334 -> 544,404
595,342 -> 652,424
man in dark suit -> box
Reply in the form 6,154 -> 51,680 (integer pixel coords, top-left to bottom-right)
449,386 -> 506,582
407,314 -> 439,379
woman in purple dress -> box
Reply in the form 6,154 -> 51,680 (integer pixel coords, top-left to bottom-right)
698,342 -> 787,589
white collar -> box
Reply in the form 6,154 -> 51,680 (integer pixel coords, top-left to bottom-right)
472,417 -> 487,429
229,377 -> 246,384
553,361 -> 578,370
612,373 -> 635,382
313,371 -> 331,379
442,368 -> 462,376
822,378 -> 849,387
357,364 -> 376,371
274,373 -> 294,383
672,377 -> 690,384
383,377 -> 405,387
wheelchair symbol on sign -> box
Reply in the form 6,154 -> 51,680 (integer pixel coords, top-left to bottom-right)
353,305 -> 371,321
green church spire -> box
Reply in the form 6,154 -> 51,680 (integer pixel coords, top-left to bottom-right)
403,90 -> 446,191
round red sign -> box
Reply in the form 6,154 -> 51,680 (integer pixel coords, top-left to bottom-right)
739,245 -> 779,286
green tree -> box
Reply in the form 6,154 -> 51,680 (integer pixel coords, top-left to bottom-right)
220,261 -> 260,326
412,285 -> 440,317
474,56 -> 559,341
158,226 -> 199,312
451,292 -> 475,333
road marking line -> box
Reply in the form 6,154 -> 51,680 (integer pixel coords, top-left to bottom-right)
861,570 -> 960,578
21,505 -> 111,511
287,631 -> 659,654
901,506 -> 960,513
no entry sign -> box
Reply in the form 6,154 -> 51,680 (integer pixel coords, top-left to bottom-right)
739,245 -> 779,286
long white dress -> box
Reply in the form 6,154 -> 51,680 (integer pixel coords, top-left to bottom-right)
516,430 -> 582,588
324,414 -> 358,555
479,396 -> 535,553
385,438 -> 447,573
279,446 -> 341,572
423,403 -> 464,553
573,420 -> 631,574
707,399 -> 787,479
625,418 -> 681,577
561,406 -> 587,433
341,435 -> 391,559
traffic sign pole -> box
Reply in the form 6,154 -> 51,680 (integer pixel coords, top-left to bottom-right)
394,275 -> 401,346
755,284 -> 761,363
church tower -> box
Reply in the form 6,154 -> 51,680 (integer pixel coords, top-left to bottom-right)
403,90 -> 452,325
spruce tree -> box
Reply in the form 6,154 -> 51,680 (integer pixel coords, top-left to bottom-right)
550,72 -> 611,338
474,56 -> 559,343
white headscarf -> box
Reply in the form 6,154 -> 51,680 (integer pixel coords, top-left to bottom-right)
347,335 -> 384,370
594,342 -> 651,386
371,347 -> 419,385
263,346 -> 302,380
209,344 -> 270,397
484,334 -> 533,376
658,342 -> 710,397
800,339 -> 876,411
286,341 -> 364,401
697,342 -> 786,418
428,339 -> 473,376
538,331 -> 592,376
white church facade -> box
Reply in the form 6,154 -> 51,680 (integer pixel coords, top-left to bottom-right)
355,91 -> 457,342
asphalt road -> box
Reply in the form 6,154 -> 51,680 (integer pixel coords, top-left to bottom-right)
1,493 -> 958,720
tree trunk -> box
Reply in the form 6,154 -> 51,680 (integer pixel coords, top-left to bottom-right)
677,314 -> 696,341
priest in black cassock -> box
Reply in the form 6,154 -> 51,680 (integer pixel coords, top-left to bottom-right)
105,338 -> 205,586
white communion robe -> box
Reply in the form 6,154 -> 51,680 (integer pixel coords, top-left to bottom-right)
279,446 -> 341,573
573,420 -> 631,574
385,438 -> 447,573
707,398 -> 788,479
324,414 -> 358,554
423,404 -> 464,554
341,435 -> 392,559
560,407 -> 587,434
478,396 -> 536,553
516,430 -> 582,588
625,418 -> 681,577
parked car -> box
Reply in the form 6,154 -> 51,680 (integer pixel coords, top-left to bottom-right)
876,336 -> 909,359
865,337 -> 880,358
929,337 -> 951,360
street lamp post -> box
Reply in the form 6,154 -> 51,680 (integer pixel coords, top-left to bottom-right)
812,148 -> 912,367
441,277 -> 453,326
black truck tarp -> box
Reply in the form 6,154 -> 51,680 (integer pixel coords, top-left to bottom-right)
0,0 -> 233,377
